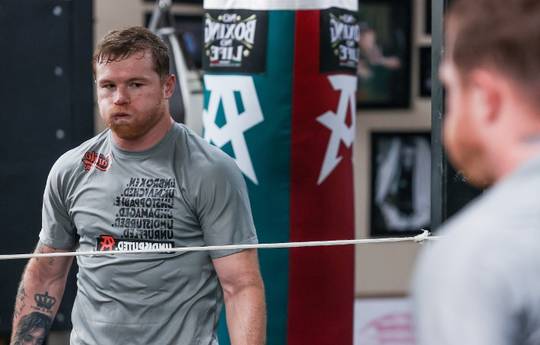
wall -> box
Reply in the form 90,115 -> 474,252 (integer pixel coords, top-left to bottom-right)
355,0 -> 432,296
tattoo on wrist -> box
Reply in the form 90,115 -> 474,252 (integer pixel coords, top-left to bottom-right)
12,312 -> 51,345
32,291 -> 56,314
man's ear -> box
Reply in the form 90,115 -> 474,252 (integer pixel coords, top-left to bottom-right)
468,69 -> 503,125
163,74 -> 176,99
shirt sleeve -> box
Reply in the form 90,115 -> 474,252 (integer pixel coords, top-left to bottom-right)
39,159 -> 77,250
194,153 -> 258,259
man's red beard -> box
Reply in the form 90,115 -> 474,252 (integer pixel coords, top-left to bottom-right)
107,106 -> 164,140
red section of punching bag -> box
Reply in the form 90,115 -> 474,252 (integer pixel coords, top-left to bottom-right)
288,10 -> 355,345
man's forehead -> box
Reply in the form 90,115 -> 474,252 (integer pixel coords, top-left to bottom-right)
96,50 -> 149,66
95,52 -> 156,79
95,70 -> 154,85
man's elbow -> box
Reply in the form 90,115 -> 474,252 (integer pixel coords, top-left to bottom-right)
221,273 -> 265,300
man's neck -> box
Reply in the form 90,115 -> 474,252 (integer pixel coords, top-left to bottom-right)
491,133 -> 540,183
112,115 -> 174,152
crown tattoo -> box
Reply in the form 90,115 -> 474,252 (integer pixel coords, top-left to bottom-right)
34,291 -> 56,310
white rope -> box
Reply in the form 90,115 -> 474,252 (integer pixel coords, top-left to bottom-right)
0,230 -> 438,261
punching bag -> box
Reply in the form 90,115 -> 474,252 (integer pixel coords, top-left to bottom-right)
202,1 -> 358,344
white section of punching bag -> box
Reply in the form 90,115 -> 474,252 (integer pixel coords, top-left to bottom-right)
204,0 -> 358,11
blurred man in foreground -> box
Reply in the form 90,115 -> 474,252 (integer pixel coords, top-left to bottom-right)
413,0 -> 540,344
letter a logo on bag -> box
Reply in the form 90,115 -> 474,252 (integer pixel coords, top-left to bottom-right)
203,75 -> 264,184
317,75 -> 356,185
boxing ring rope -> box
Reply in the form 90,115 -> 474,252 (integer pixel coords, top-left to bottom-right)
0,230 -> 438,261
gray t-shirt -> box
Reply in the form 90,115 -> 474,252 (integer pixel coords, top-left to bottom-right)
413,156 -> 540,345
39,123 -> 258,345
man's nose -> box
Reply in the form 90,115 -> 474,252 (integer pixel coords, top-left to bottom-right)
114,86 -> 130,105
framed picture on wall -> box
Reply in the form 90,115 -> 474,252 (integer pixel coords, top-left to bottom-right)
354,297 -> 415,345
370,132 -> 431,237
357,0 -> 412,109
419,46 -> 431,97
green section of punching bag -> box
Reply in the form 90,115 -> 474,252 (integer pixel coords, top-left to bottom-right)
206,10 -> 296,345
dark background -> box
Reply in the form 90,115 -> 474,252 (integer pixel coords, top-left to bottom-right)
0,0 -> 94,335
419,46 -> 431,97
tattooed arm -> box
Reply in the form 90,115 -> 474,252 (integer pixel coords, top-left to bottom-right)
11,242 -> 73,345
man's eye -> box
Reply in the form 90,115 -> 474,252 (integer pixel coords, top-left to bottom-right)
130,82 -> 143,88
101,84 -> 114,90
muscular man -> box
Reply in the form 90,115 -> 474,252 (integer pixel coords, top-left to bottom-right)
11,26 -> 266,345
413,1 -> 540,344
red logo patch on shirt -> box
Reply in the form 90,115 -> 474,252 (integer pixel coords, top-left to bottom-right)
96,235 -> 174,252
82,151 -> 110,172
97,235 -> 117,251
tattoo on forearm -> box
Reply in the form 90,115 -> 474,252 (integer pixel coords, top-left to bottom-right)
34,244 -> 55,266
13,283 -> 28,320
32,291 -> 56,314
12,312 -> 51,345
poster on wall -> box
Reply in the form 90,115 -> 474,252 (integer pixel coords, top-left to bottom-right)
356,0 -> 411,108
370,132 -> 431,237
354,297 -> 416,345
